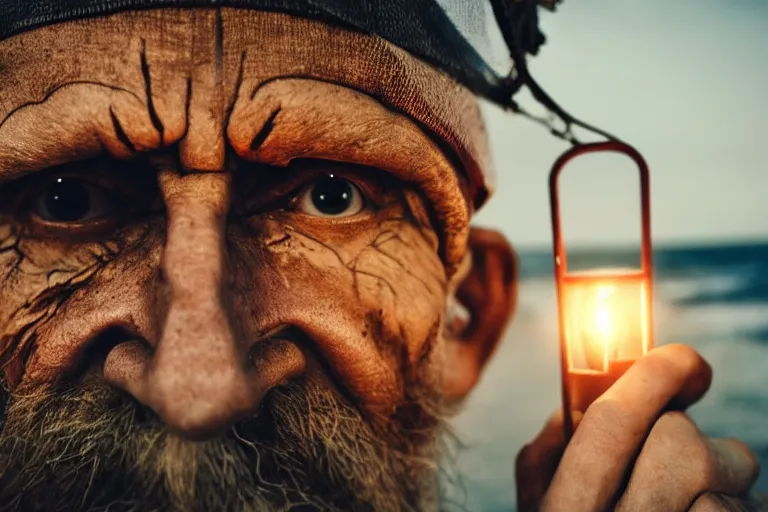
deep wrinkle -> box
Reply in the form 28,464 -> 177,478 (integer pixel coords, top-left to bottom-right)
0,10 -> 512,511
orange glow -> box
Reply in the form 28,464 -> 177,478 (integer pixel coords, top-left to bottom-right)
594,285 -> 615,371
562,270 -> 649,373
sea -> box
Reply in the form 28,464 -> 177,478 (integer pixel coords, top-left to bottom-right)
449,241 -> 768,511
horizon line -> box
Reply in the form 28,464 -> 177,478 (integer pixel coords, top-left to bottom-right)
512,235 -> 768,253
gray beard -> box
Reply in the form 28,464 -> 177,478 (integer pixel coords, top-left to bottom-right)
0,374 -> 446,512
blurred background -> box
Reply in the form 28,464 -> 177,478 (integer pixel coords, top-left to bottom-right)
449,1 -> 768,510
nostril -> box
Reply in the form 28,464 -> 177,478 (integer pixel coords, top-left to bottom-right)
247,335 -> 307,388
65,325 -> 150,383
102,338 -> 153,405
94,326 -> 146,359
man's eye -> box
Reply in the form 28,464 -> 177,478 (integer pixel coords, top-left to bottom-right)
297,175 -> 365,218
33,178 -> 116,223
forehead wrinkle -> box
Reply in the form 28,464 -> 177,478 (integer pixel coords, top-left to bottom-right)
0,9 -> 204,109
230,78 -> 460,185
221,8 -> 493,206
0,8 -> 487,226
0,9 -> 213,178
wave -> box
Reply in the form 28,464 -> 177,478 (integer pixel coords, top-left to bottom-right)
452,243 -> 768,509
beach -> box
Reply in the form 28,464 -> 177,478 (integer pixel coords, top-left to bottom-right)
449,242 -> 768,511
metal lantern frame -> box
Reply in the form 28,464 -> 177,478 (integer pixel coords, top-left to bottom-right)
549,141 -> 654,440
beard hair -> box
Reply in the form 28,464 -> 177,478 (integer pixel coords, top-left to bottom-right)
0,366 -> 448,512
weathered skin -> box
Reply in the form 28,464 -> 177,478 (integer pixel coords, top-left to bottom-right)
0,7 -> 762,512
0,8 -> 488,418
0,8 -> 515,510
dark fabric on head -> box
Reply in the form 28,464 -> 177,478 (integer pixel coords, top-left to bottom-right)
0,0 -> 519,104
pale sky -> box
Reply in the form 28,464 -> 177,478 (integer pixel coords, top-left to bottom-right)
475,0 -> 768,248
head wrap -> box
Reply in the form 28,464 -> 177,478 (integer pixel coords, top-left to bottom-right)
0,0 -> 566,210
0,0 -> 560,105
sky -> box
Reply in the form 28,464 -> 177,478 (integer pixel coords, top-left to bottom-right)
474,0 -> 768,248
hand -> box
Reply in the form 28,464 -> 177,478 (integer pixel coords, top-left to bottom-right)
515,344 -> 760,512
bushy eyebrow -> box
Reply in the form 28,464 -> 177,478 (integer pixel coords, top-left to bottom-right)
0,39 -> 183,181
0,81 -> 153,181
0,65 -> 470,273
228,78 -> 466,194
226,78 -> 471,270
0,73 -> 463,195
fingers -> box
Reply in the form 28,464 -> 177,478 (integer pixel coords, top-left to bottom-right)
691,493 -> 768,512
541,344 -> 713,512
516,409 -> 584,512
689,493 -> 732,512
615,411 -> 759,511
707,438 -> 760,495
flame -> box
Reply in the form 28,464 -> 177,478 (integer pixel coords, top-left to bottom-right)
594,285 -> 616,371
594,285 -> 615,339
562,271 -> 650,374
579,284 -> 617,372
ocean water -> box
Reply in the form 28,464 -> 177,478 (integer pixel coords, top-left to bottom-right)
449,241 -> 768,511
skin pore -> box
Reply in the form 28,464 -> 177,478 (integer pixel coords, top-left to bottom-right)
0,8 -> 516,511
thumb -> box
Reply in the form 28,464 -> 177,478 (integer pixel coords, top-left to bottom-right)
516,409 -> 584,512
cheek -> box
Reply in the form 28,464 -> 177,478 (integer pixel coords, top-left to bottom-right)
0,222 -> 159,386
0,204 -> 451,415
230,213 -> 448,412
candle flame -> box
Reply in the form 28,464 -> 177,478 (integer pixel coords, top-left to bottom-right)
576,284 -> 619,371
594,285 -> 615,340
594,285 -> 615,371
562,271 -> 650,373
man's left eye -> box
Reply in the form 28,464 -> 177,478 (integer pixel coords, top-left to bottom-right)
33,177 -> 117,223
297,175 -> 365,218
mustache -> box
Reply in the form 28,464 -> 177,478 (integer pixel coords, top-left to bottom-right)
0,373 -> 446,512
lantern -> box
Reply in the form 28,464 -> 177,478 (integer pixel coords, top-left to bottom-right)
549,141 -> 654,440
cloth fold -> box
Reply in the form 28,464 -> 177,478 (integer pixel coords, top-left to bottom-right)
0,0 -> 515,104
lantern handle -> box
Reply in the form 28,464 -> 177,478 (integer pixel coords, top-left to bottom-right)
548,141 -> 653,279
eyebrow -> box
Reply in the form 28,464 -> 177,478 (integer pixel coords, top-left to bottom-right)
0,76 -> 472,277
227,77 -> 467,205
0,80 -> 150,180
226,77 -> 471,267
0,75 -> 466,196
0,81 -> 142,133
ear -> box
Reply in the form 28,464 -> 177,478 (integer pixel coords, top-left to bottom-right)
442,227 -> 519,402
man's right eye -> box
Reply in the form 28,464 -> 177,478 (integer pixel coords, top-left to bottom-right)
296,175 -> 366,218
32,177 -> 118,224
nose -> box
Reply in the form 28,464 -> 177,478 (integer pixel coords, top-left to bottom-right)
103,172 -> 306,440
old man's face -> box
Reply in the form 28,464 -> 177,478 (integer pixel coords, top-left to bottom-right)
0,8 -> 515,511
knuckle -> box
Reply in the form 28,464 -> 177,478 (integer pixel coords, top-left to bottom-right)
650,411 -> 700,438
690,445 -> 715,491
581,399 -> 633,450
725,437 -> 761,478
636,354 -> 683,393
689,493 -> 731,512
646,412 -> 713,491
